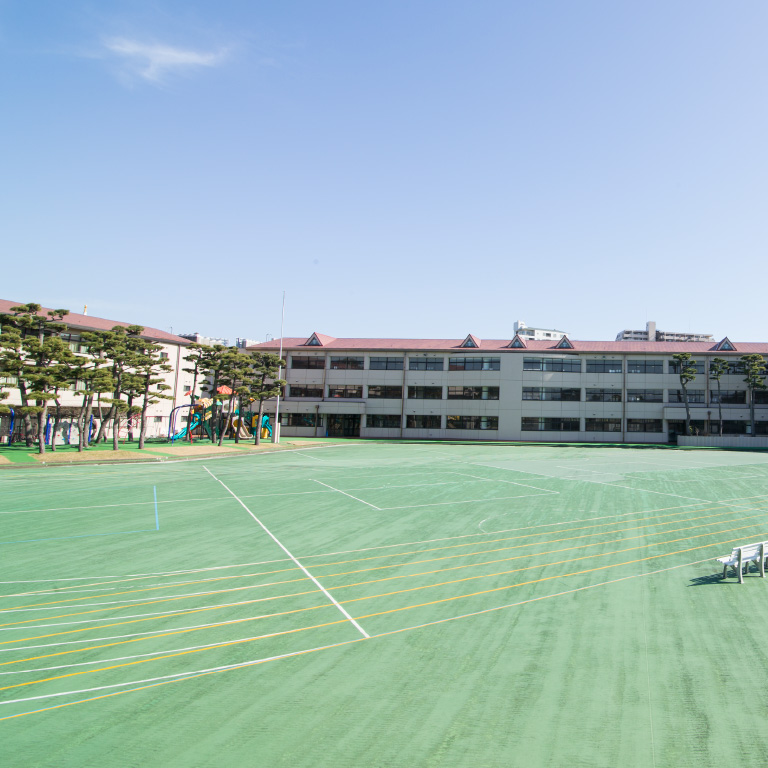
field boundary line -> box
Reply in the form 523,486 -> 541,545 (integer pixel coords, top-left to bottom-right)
310,480 -> 381,510
203,466 -> 370,639
0,553 -> 720,722
452,471 -> 559,494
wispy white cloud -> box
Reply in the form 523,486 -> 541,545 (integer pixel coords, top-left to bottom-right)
103,37 -> 229,83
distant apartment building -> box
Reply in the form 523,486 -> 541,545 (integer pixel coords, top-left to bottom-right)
616,321 -> 714,343
178,332 -> 230,346
513,321 -> 569,341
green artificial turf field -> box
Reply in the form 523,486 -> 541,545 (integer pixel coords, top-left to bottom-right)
3,441 -> 768,767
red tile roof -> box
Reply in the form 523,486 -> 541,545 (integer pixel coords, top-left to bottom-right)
0,300 -> 190,345
248,335 -> 768,355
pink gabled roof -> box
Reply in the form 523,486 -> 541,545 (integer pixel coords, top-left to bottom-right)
248,334 -> 768,354
0,299 -> 190,345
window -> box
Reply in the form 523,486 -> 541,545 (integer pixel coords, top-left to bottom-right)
669,360 -> 705,375
585,359 -> 622,373
626,419 -> 663,433
289,386 -> 323,398
522,387 -> 580,401
521,417 -> 580,431
408,386 -> 443,399
523,357 -> 581,372
626,390 -> 663,403
369,357 -> 403,370
330,356 -> 364,370
160,352 -> 169,360
627,360 -> 663,374
448,357 -> 500,371
446,415 -> 499,430
328,385 -> 362,398
0,375 -> 18,385
291,356 -> 324,369
367,385 -> 403,399
721,420 -> 747,434
367,414 -> 401,428
406,415 -> 441,429
447,386 -> 499,400
755,391 -> 768,405
669,389 -> 705,404
409,357 -> 444,371
585,418 -> 622,432
710,390 -> 746,405
585,389 -> 621,402
154,416 -> 163,423
283,413 -> 317,427
709,361 -> 744,375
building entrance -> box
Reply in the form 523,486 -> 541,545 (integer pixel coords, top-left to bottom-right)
327,414 -> 361,437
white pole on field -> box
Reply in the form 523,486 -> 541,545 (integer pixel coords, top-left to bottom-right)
272,291 -> 286,443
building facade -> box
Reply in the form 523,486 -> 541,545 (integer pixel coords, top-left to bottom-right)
250,332 -> 768,444
0,300 -> 196,440
616,321 -> 714,343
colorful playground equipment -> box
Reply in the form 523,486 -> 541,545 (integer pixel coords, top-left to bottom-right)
170,398 -> 214,442
252,414 -> 272,439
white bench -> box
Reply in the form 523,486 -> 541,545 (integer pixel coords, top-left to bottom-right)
717,542 -> 768,583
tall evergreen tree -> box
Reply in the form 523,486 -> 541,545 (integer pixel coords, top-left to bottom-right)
739,353 -> 767,437
709,357 -> 729,437
249,352 -> 285,446
672,353 -> 698,437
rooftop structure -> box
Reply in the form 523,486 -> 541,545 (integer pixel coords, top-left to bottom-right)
178,332 -> 230,347
513,320 -> 568,341
616,321 -> 714,343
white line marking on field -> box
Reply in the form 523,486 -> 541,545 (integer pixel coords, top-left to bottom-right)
203,466 -> 370,639
0,638 -> 362,712
311,480 -> 381,510
0,554 -> 719,717
379,492 -> 553,511
452,472 -> 559,494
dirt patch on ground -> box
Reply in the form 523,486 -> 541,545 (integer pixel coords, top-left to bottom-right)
142,445 -> 244,457
32,450 -> 160,463
0,455 -> 11,464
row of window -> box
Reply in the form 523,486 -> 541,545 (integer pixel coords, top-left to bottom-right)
292,356 -> 502,371
523,387 -> 765,404
292,383 -> 766,404
281,413 -> 499,430
280,414 -> 767,433
291,385 -> 500,400
523,358 -> 750,374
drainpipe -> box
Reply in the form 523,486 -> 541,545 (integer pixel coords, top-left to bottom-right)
400,352 -> 407,437
622,354 -> 627,444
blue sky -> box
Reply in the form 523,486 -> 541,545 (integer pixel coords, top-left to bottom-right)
2,1 -> 767,343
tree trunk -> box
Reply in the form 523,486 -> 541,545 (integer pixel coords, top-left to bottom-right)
750,389 -> 756,436
127,395 -> 135,441
51,400 -> 61,452
218,395 -> 235,447
37,404 -> 47,455
681,385 -> 691,436
234,395 -> 242,445
255,399 -> 264,446
139,375 -> 150,450
716,381 -> 723,436
18,381 -> 34,447
95,403 -> 114,443
113,410 -> 120,451
77,393 -> 88,452
83,394 -> 95,448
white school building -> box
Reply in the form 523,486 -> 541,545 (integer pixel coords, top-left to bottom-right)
250,332 -> 768,443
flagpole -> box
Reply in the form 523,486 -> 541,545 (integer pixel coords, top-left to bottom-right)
272,291 -> 286,443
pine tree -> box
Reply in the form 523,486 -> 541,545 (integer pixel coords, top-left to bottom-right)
709,357 -> 729,437
739,354 -> 767,437
672,353 -> 698,437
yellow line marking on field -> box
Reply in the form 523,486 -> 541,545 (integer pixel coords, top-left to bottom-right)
0,536 -> 752,721
0,502 -> 738,607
